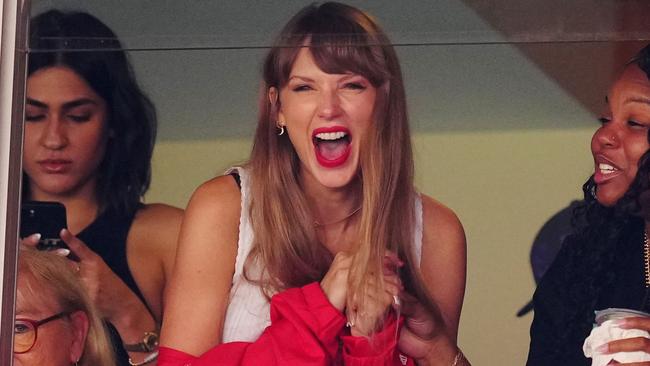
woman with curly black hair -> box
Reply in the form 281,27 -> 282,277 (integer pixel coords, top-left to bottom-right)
527,44 -> 650,365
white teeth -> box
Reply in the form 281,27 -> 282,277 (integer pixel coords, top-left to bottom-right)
599,163 -> 617,174
315,131 -> 347,141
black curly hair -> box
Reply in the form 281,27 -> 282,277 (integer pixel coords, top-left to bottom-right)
551,43 -> 650,357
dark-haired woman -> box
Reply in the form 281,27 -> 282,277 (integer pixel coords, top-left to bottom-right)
528,44 -> 650,365
160,2 -> 468,366
23,10 -> 183,366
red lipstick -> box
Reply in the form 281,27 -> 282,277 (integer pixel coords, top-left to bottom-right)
312,126 -> 352,168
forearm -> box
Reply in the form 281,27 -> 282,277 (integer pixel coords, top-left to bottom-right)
109,291 -> 159,365
416,334 -> 470,366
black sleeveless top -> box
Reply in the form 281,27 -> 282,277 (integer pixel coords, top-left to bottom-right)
78,207 -> 146,366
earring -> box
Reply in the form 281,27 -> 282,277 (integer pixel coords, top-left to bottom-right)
590,184 -> 597,199
277,124 -> 285,136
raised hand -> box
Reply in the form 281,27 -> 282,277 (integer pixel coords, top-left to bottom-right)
57,229 -> 158,353
320,251 -> 353,312
59,229 -> 136,320
344,253 -> 403,337
349,273 -> 402,337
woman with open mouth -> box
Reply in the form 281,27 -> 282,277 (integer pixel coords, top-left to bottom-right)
160,2 -> 469,365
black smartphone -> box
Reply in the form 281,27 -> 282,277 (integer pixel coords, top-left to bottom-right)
20,201 -> 68,251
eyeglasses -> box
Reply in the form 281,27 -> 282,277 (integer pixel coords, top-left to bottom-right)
14,312 -> 70,354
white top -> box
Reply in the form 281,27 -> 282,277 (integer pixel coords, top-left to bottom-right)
222,167 -> 424,342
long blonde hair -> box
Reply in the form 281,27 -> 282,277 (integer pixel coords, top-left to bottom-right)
246,2 -> 434,330
17,247 -> 115,366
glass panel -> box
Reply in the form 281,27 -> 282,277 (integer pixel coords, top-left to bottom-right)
12,1 -> 650,365
29,0 -> 650,49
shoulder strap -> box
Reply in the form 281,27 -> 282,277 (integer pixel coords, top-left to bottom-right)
230,172 -> 242,190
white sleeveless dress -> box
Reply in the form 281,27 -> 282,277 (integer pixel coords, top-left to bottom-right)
222,167 -> 423,342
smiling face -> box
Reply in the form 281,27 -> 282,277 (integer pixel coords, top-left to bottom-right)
591,64 -> 650,207
23,66 -> 109,201
276,48 -> 377,189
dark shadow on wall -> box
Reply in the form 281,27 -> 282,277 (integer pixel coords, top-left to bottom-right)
463,0 -> 650,117
517,200 -> 584,317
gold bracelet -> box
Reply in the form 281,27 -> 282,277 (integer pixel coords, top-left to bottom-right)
451,348 -> 465,366
128,350 -> 158,366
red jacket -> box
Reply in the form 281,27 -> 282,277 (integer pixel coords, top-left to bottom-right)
158,282 -> 414,366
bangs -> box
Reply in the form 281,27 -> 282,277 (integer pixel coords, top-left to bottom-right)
269,3 -> 391,88
309,33 -> 388,87
16,271 -> 59,313
17,248 -> 79,313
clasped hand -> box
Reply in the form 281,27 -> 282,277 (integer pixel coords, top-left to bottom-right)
319,251 -> 403,337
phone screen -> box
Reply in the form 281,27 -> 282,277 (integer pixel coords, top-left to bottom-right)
20,201 -> 68,251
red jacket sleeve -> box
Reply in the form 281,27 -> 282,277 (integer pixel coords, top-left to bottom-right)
158,282 -> 346,366
341,315 -> 415,366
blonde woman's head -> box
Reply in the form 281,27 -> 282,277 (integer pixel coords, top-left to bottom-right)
13,247 -> 114,366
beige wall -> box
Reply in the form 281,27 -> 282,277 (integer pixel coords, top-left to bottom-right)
414,128 -> 593,364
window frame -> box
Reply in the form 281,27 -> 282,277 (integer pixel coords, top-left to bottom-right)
0,1 -> 30,365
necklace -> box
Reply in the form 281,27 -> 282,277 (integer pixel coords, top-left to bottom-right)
314,206 -> 362,227
642,230 -> 650,310
644,231 -> 650,288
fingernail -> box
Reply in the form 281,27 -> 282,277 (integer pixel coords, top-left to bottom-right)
595,343 -> 609,354
53,248 -> 70,257
30,233 -> 41,240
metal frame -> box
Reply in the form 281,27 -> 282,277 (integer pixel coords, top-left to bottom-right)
0,1 -> 30,365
